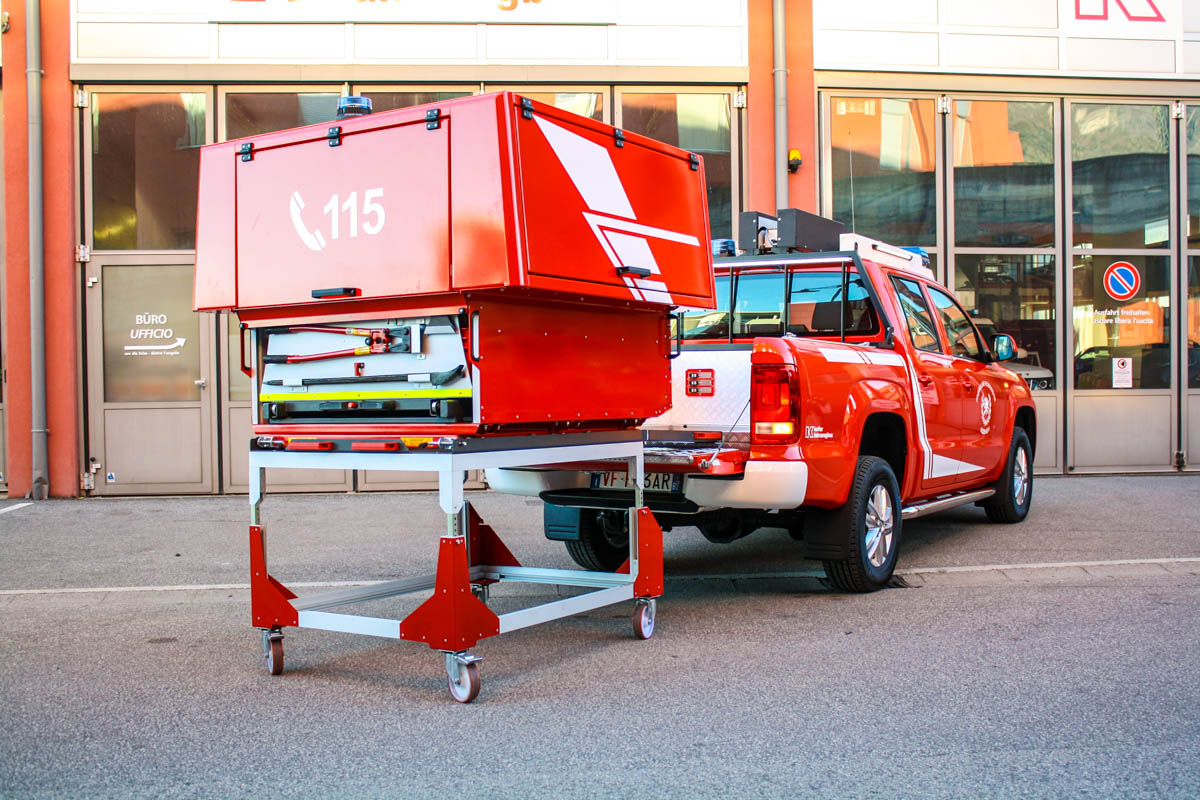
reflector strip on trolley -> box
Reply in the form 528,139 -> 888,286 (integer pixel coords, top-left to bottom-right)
258,388 -> 472,402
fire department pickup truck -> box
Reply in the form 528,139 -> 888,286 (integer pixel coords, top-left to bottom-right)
488,225 -> 1037,592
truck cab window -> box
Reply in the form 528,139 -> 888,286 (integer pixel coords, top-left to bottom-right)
787,269 -> 879,336
679,275 -> 731,340
732,271 -> 785,337
892,277 -> 942,353
928,286 -> 983,359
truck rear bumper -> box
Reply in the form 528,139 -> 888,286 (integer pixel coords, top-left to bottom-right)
485,467 -> 589,497
486,459 -> 808,511
684,460 -> 808,509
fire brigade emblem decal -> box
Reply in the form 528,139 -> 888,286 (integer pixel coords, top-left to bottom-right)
532,116 -> 701,304
977,381 -> 995,435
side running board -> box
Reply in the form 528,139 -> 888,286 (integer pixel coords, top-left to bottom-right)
901,488 -> 995,521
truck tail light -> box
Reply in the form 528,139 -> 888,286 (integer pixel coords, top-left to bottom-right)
751,364 -> 799,444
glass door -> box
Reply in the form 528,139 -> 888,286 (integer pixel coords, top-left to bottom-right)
217,86 -> 353,493
822,94 -> 942,277
946,97 -> 1062,472
1182,107 -> 1200,471
1066,101 -> 1177,471
84,256 -> 215,494
615,87 -> 740,240
83,88 -> 217,494
483,85 -> 609,123
351,86 -> 476,114
220,314 -> 353,494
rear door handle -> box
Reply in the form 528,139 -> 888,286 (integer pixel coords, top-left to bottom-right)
918,374 -> 933,386
962,380 -> 975,391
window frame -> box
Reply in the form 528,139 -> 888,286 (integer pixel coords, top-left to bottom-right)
927,283 -> 987,361
890,275 -> 944,354
83,85 -> 216,254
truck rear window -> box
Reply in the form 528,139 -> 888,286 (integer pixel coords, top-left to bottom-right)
679,275 -> 732,339
679,269 -> 879,341
787,271 -> 879,337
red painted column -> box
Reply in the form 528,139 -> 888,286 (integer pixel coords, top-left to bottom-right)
746,0 -> 818,217
3,0 -> 80,498
786,0 -> 818,214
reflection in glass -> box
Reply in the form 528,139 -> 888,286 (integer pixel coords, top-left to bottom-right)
955,254 -> 1057,390
1071,255 -> 1170,389
892,277 -> 940,352
786,270 -> 878,336
1188,108 -> 1200,247
1188,258 -> 1200,387
731,271 -> 784,337
92,93 -> 206,250
929,287 -> 982,359
954,101 -> 1054,248
680,275 -> 731,340
225,92 -> 340,140
1072,104 -> 1170,249
103,265 -> 201,403
831,97 -> 937,247
361,91 -> 472,113
513,92 -> 604,121
621,93 -> 732,237
228,315 -> 252,402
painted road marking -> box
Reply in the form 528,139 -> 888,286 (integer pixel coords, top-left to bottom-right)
0,503 -> 33,516
2,558 -> 1198,596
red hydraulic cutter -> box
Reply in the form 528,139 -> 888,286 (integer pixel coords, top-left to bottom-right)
193,92 -> 715,701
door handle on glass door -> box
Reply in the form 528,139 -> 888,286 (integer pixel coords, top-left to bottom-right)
195,379 -> 207,388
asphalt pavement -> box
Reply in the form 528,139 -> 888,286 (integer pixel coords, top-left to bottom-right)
1,473 -> 1198,798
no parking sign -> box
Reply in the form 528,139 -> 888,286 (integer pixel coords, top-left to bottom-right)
1103,261 -> 1141,302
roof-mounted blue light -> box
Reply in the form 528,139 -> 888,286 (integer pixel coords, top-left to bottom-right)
336,96 -> 373,119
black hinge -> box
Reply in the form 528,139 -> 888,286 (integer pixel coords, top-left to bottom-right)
426,108 -> 442,130
614,128 -> 626,149
520,96 -> 534,120
689,153 -> 700,171
239,142 -> 254,162
327,126 -> 342,147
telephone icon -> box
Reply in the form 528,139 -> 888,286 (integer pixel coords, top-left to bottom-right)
289,191 -> 327,252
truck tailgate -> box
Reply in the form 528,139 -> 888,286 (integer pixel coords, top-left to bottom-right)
646,346 -> 752,433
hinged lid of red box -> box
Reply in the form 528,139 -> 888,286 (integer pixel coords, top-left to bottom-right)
195,92 -> 715,315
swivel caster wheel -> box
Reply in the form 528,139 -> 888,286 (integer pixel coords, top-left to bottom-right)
470,583 -> 490,604
444,651 -> 482,703
262,629 -> 284,676
632,598 -> 657,640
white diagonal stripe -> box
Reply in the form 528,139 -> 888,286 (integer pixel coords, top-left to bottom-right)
533,116 -> 635,218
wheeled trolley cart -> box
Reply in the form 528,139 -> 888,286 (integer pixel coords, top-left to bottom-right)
248,431 -> 664,702
194,93 -> 715,702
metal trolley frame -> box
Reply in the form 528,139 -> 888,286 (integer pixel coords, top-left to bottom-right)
247,431 -> 664,702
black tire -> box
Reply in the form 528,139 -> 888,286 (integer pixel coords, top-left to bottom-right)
983,427 -> 1033,524
564,510 -> 629,572
821,456 -> 902,593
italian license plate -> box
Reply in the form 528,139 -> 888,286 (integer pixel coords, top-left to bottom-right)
590,471 -> 683,493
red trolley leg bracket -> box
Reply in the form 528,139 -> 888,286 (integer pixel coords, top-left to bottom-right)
617,507 -> 665,598
249,525 -> 299,628
467,505 -> 521,585
400,535 -> 501,651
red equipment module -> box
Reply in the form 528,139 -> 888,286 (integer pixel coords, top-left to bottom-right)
194,92 -> 714,437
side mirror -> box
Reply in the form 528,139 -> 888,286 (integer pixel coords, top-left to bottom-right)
991,334 -> 1016,361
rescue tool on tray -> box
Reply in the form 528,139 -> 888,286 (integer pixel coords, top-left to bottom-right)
262,324 -> 422,363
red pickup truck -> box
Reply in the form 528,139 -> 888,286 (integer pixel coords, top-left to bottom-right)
489,233 -> 1036,592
